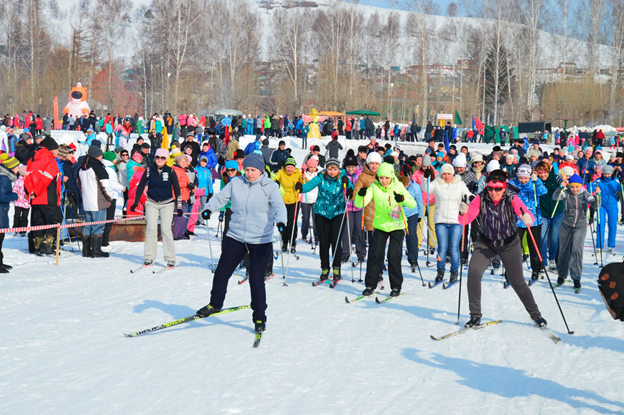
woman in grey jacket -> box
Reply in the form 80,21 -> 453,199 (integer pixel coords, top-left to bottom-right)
196,153 -> 287,333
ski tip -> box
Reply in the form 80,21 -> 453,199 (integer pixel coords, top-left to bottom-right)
442,283 -> 447,290
345,296 -> 350,304
430,335 -> 440,341
375,297 -> 381,304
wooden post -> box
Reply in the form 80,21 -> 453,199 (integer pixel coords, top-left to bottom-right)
55,226 -> 60,266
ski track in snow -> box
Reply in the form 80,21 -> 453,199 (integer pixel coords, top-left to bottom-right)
2,136 -> 624,414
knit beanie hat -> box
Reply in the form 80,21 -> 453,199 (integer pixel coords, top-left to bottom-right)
306,156 -> 319,168
87,145 -> 103,158
18,164 -> 27,176
132,152 -> 143,162
422,155 -> 432,167
560,166 -> 575,177
440,164 -> 454,175
0,153 -> 19,169
284,157 -> 297,167
366,151 -> 382,165
603,165 -> 615,176
569,174 -> 583,185
41,136 -> 59,151
326,158 -> 340,168
243,153 -> 265,171
487,160 -> 500,173
155,148 -> 168,158
225,160 -> 239,170
174,154 -> 186,164
344,155 -> 358,167
234,149 -> 245,160
57,144 -> 71,159
452,154 -> 467,168
516,164 -> 532,177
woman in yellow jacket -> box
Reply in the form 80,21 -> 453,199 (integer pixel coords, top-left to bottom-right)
275,157 -> 302,252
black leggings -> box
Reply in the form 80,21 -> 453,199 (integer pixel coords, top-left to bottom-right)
315,214 -> 345,270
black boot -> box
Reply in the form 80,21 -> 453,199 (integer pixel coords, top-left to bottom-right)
435,269 -> 444,283
465,316 -> 481,328
254,320 -> 266,333
91,235 -> 110,258
448,270 -> 458,284
332,267 -> 341,281
320,269 -> 330,281
390,288 -> 401,297
196,304 -> 221,318
34,236 -> 43,256
82,235 -> 91,258
362,286 -> 375,296
39,235 -> 55,256
532,315 -> 547,327
531,270 -> 539,281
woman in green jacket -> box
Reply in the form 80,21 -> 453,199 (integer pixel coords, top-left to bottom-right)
355,162 -> 416,297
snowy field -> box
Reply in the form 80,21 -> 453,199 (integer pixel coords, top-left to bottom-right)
2,136 -> 624,414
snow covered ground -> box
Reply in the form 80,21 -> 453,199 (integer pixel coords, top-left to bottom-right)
2,136 -> 624,414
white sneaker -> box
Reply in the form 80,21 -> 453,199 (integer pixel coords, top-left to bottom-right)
548,263 -> 557,271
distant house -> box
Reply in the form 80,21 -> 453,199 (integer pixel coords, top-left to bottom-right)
91,68 -> 143,116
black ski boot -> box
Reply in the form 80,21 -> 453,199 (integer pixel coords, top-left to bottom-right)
361,287 -> 375,296
332,268 -> 341,281
435,269 -> 444,283
196,304 -> 221,318
341,255 -> 349,264
254,320 -> 266,333
390,288 -> 401,297
448,270 -> 458,284
290,245 -> 297,254
555,277 -> 565,287
531,270 -> 539,282
532,315 -> 547,327
465,316 -> 481,328
573,280 -> 581,293
82,235 -> 91,258
39,235 -> 55,256
320,269 -> 330,281
144,260 -> 153,266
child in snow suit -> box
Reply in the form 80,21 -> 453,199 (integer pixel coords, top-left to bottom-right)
275,157 -> 302,252
195,156 -> 214,226
593,165 -> 621,256
355,162 -> 416,297
325,135 -> 343,159
509,164 -> 548,281
402,176 -> 424,267
341,155 -> 365,264
12,165 -> 30,236
297,158 -> 353,281
300,157 -> 319,244
553,174 -> 599,290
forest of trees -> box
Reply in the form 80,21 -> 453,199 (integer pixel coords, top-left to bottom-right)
0,0 -> 623,127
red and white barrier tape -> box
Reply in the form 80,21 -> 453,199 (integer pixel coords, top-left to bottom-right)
0,215 -> 146,234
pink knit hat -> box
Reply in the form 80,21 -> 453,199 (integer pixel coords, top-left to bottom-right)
155,148 -> 168,158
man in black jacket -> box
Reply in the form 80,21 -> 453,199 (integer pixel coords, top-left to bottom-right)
15,134 -> 35,164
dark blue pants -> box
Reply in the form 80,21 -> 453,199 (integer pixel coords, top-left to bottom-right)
210,236 -> 272,322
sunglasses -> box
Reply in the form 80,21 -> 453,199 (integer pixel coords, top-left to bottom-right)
122,154 -> 129,157
226,168 -> 237,173
486,187 -> 504,193
154,156 -> 167,160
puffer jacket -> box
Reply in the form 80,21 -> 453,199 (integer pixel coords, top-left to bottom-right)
78,156 -> 111,212
172,164 -> 191,202
593,176 -> 621,211
24,147 -> 61,206
344,166 -> 362,212
412,168 -> 437,205
354,164 -> 416,233
353,164 -> 377,231
423,174 -> 471,225
539,169 -> 564,218
275,167 -> 302,204
553,187 -> 598,228
301,170 -> 353,219
508,177 -> 548,227
302,170 -> 319,204
403,181 -> 425,218
206,172 -> 287,244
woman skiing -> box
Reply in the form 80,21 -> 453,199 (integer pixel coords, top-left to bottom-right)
508,164 -> 548,282
553,174 -> 600,292
340,154 -> 365,264
421,163 -> 471,284
296,158 -> 353,282
196,153 -> 287,334
593,165 -> 620,257
459,169 -> 546,328
356,162 -> 416,297
300,156 -> 319,244
130,148 -> 181,267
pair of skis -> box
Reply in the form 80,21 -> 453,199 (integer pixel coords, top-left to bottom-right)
345,292 -> 406,303
130,264 -> 174,274
428,279 -> 458,290
430,319 -> 562,343
238,274 -> 276,285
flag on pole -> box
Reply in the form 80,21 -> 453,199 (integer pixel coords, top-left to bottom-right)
53,96 -> 59,130
454,110 -> 462,125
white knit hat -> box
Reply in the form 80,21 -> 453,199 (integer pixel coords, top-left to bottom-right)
366,152 -> 382,164
560,166 -> 575,176
440,163 -> 455,174
517,164 -> 532,177
487,160 -> 500,173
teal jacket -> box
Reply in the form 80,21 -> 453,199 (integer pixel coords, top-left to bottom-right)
301,170 -> 353,219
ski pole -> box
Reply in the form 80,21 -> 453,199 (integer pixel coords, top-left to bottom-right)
206,219 -> 216,272
399,203 -> 425,286
343,183 -> 355,283
457,196 -> 467,324
425,176 -> 432,267
596,193 -> 603,268
283,191 -> 301,287
520,207 -> 574,335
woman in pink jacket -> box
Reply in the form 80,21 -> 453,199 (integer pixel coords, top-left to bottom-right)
412,155 -> 437,253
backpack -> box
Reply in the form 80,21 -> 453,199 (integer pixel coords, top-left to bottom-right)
598,262 -> 624,321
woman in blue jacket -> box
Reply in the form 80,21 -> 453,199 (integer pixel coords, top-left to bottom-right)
296,158 -> 353,282
593,165 -> 621,256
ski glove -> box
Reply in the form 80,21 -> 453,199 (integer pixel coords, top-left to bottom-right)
423,167 -> 433,179
531,173 -> 538,182
130,204 -> 138,213
177,209 -> 184,217
276,222 -> 286,233
394,192 -> 404,203
202,209 -> 211,220
459,202 -> 470,215
520,213 -> 533,227
218,212 -> 224,222
342,176 -> 349,186
358,187 -> 367,197
346,188 -> 353,199
295,182 -> 303,192
188,182 -> 196,190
